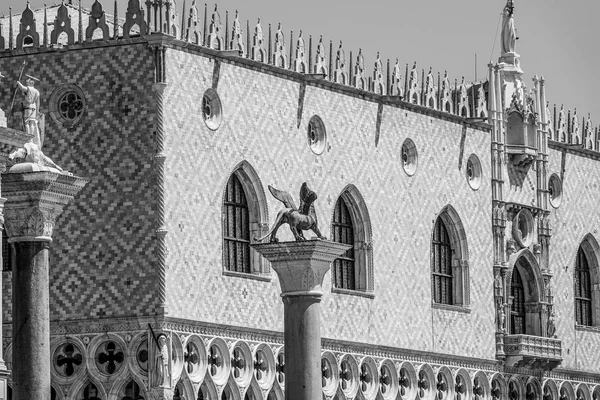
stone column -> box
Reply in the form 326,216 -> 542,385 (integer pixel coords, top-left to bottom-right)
1,168 -> 87,400
253,240 -> 350,400
0,124 -> 34,400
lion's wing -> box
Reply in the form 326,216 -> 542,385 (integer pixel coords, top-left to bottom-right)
299,182 -> 317,215
268,185 -> 298,210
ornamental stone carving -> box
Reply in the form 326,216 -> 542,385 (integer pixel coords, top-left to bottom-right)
3,207 -> 58,240
1,171 -> 88,242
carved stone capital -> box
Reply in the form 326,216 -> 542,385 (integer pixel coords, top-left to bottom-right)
252,240 -> 351,296
152,82 -> 168,93
1,169 -> 88,242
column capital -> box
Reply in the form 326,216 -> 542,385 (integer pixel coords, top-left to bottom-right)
252,240 -> 351,296
2,169 -> 88,242
153,82 -> 168,93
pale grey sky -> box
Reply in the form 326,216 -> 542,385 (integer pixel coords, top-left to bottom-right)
3,0 -> 599,124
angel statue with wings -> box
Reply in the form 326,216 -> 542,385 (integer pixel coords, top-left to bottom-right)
255,182 -> 326,243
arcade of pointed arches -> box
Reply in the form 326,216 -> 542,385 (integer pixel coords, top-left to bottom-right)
7,331 -> 600,400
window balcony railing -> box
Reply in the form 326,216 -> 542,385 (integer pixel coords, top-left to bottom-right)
504,334 -> 562,371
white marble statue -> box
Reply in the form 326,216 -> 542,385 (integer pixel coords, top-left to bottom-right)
0,72 -> 6,127
8,75 -> 64,172
501,0 -> 517,54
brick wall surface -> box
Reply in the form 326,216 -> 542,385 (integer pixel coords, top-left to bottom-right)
547,148 -> 600,372
163,47 -> 496,360
0,43 -> 160,321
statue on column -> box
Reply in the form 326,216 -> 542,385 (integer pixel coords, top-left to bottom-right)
501,0 -> 517,54
8,75 -> 65,172
496,299 -> 506,332
547,307 -> 556,338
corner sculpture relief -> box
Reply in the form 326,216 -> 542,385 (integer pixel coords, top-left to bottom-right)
8,73 -> 65,173
152,334 -> 171,388
254,182 -> 326,243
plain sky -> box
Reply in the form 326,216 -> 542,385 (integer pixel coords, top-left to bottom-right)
2,0 -> 599,124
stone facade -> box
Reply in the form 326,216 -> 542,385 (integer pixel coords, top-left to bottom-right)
0,1 -> 598,400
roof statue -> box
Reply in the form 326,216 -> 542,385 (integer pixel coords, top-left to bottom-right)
501,0 -> 517,55
333,41 -> 347,84
8,74 -> 65,172
254,182 -> 325,243
392,59 -> 403,97
314,36 -> 327,75
0,72 -> 6,127
229,10 -> 244,55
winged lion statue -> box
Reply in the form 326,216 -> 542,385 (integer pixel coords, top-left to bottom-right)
254,182 -> 326,243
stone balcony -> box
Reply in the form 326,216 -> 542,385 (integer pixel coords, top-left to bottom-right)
504,334 -> 562,371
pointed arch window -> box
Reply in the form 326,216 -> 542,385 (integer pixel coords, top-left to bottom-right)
510,268 -> 526,334
432,218 -> 453,305
332,197 -> 355,290
331,185 -> 374,295
223,174 -> 250,273
430,207 -> 470,308
575,246 -> 593,326
221,162 -> 270,279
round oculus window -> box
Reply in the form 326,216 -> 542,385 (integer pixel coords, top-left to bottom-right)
548,174 -> 562,208
307,115 -> 327,155
58,92 -> 84,121
512,208 -> 534,248
48,84 -> 86,128
202,88 -> 223,130
466,154 -> 482,190
401,138 -> 418,176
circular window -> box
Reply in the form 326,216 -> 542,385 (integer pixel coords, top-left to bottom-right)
466,154 -> 482,190
548,174 -> 562,208
49,84 -> 86,128
512,208 -> 534,248
202,88 -> 222,130
401,138 -> 418,176
58,92 -> 84,120
307,115 -> 327,155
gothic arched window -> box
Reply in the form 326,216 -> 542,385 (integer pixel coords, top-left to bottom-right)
221,162 -> 270,277
432,218 -> 453,305
331,185 -> 373,294
510,269 -> 526,334
223,174 -> 251,274
430,206 -> 470,307
575,246 -> 593,326
332,197 -> 355,290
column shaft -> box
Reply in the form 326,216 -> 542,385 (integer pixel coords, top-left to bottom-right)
283,294 -> 321,400
12,241 -> 50,400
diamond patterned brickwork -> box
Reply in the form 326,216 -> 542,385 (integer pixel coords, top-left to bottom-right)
162,48 -> 495,360
547,148 -> 600,372
0,42 -> 159,321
